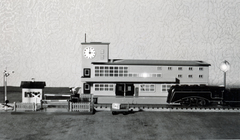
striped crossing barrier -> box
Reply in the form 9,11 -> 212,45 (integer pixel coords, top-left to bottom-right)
43,94 -> 71,102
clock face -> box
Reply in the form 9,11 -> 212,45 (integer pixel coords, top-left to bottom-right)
83,47 -> 95,59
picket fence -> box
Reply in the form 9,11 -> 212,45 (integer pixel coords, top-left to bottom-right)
13,102 -> 41,111
13,94 -> 93,112
69,102 -> 91,112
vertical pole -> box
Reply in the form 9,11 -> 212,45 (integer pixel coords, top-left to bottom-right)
4,73 -> 7,104
35,97 -> 37,111
124,83 -> 126,97
70,102 -> 72,112
68,100 -> 70,112
3,72 -> 4,103
91,94 -> 93,112
13,102 -> 16,112
224,72 -> 226,88
40,100 -> 42,110
4,71 -> 8,110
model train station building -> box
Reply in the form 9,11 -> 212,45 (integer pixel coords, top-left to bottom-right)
81,42 -> 210,97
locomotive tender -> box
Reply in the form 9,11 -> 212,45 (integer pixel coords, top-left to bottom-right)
80,42 -> 213,104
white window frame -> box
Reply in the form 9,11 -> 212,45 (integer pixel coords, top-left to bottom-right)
162,84 -> 173,92
140,84 -> 155,92
94,84 -> 114,92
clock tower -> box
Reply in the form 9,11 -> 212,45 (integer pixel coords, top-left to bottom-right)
81,42 -> 110,78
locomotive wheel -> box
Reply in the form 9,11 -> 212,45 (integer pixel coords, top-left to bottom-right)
180,98 -> 192,106
181,97 -> 207,107
112,111 -> 117,115
196,99 -> 207,106
123,112 -> 128,115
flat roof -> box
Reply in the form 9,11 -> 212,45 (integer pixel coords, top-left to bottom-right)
92,59 -> 211,66
81,42 -> 110,45
20,81 -> 46,88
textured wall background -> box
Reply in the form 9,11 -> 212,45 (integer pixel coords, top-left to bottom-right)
0,0 -> 240,87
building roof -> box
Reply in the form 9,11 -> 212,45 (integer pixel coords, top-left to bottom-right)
81,42 -> 110,45
20,81 -> 46,89
92,59 -> 211,66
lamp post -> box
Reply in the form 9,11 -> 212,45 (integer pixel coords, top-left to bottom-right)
220,60 -> 230,88
3,68 -> 14,110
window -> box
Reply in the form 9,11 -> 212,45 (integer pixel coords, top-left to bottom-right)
85,84 -> 89,90
168,67 -> 172,70
178,74 -> 182,78
25,92 -> 32,97
199,67 -> 203,71
25,92 -> 40,98
178,67 -> 182,70
118,86 -> 123,91
100,85 -> 104,91
157,67 -> 162,70
199,75 -> 203,78
105,67 -> 108,76
95,84 -> 114,91
95,66 -> 128,77
84,68 -> 91,77
127,86 -> 132,91
95,84 -> 99,91
189,67 -> 193,71
188,75 -> 193,78
140,84 -> 155,92
162,85 -> 172,92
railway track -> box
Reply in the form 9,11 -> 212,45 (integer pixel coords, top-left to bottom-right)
94,104 -> 240,112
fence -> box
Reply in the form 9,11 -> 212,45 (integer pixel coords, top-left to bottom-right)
69,102 -> 92,112
13,102 -> 41,111
12,94 -> 94,112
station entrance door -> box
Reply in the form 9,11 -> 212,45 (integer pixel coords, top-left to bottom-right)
115,83 -> 134,96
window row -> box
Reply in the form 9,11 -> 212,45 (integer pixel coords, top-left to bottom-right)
177,74 -> 204,78
95,66 -> 128,70
157,67 -> 204,71
95,66 -> 128,77
95,72 -> 162,77
140,84 -> 155,92
95,84 -> 114,91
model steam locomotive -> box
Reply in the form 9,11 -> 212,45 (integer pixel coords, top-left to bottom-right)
167,85 -> 240,107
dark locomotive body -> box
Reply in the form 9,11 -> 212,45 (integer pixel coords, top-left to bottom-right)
167,85 -> 240,106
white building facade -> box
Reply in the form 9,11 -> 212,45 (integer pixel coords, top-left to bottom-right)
81,42 -> 210,97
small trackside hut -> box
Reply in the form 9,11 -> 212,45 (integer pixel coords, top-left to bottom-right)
20,81 -> 46,103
